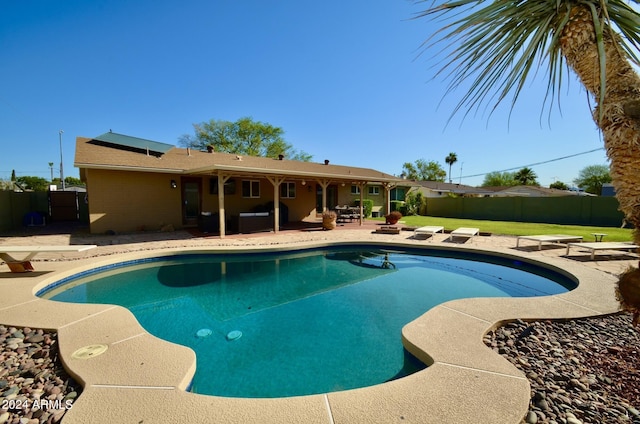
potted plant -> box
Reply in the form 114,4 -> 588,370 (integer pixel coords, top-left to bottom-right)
385,211 -> 402,225
322,211 -> 337,230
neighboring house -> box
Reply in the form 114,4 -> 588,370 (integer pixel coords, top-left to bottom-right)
486,185 -> 595,197
410,181 -> 494,198
74,132 -> 406,235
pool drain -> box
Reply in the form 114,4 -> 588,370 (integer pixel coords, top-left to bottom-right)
226,330 -> 242,341
196,328 -> 212,338
71,344 -> 108,360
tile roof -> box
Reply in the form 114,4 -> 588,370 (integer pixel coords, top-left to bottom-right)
74,135 -> 405,183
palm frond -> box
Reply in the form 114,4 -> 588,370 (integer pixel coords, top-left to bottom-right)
414,0 -> 640,123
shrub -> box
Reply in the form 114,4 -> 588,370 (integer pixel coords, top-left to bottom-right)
322,210 -> 337,230
322,210 -> 337,220
354,199 -> 373,217
385,210 -> 402,224
405,191 -> 424,216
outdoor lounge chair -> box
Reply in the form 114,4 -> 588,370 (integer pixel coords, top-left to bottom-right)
516,234 -> 583,250
565,242 -> 639,260
414,226 -> 444,240
447,227 -> 479,242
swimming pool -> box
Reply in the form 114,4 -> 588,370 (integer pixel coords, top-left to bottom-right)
39,245 -> 576,398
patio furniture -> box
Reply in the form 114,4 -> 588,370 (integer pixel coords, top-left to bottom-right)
591,233 -> 607,242
0,245 -> 97,273
516,235 -> 583,250
198,212 -> 219,233
375,226 -> 400,235
237,212 -> 273,233
335,206 -> 360,222
565,242 -> 639,260
414,226 -> 444,240
448,227 -> 479,242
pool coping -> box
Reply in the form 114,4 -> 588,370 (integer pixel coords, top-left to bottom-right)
0,234 -> 625,423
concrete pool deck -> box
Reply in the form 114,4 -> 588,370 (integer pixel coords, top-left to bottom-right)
0,222 -> 637,423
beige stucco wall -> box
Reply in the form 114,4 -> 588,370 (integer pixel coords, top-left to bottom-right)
83,168 -> 407,234
200,177 -> 317,221
84,171 -> 319,233
336,184 -> 388,214
85,169 -> 183,234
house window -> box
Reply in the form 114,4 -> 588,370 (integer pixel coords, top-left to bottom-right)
242,180 -> 260,198
368,186 -> 380,196
351,185 -> 360,195
209,177 -> 236,195
280,182 -> 296,198
390,187 -> 406,201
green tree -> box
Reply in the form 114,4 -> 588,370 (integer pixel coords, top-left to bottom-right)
550,181 -> 569,190
416,0 -> 640,321
445,152 -> 458,183
481,171 -> 517,187
179,117 -> 312,161
401,159 -> 446,181
573,164 -> 612,195
15,176 -> 49,192
64,176 -> 84,187
404,191 -> 424,216
514,167 -> 539,186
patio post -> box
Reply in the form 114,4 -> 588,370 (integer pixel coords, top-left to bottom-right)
358,182 -> 365,226
217,173 -> 231,238
317,179 -> 331,213
383,183 -> 394,217
267,176 -> 285,234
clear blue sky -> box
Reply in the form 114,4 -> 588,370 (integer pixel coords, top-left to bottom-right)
1,0 -> 609,188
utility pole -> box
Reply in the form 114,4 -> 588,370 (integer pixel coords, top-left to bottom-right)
59,130 -> 65,190
48,162 -> 54,182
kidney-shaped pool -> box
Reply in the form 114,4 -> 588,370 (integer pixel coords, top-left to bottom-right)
39,245 -> 576,398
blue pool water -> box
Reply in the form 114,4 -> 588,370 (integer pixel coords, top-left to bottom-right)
40,246 -> 575,398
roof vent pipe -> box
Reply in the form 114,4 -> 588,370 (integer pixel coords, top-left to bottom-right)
324,159 -> 330,165
278,154 -> 284,160
207,145 -> 214,153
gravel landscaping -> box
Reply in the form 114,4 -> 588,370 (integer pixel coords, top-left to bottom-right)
486,313 -> 640,424
0,326 -> 81,424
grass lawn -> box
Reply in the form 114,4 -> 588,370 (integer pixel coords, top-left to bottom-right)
375,216 -> 634,242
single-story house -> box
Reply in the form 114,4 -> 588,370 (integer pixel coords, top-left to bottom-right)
74,132 -> 408,236
484,185 -> 596,197
409,181 -> 495,198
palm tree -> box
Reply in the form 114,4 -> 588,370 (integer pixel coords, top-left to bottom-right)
445,152 -> 458,183
514,167 -> 539,186
416,0 -> 640,324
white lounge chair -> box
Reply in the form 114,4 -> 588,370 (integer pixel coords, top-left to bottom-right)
565,242 -> 639,260
414,226 -> 444,240
0,245 -> 97,272
516,234 -> 583,250
448,227 -> 479,242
